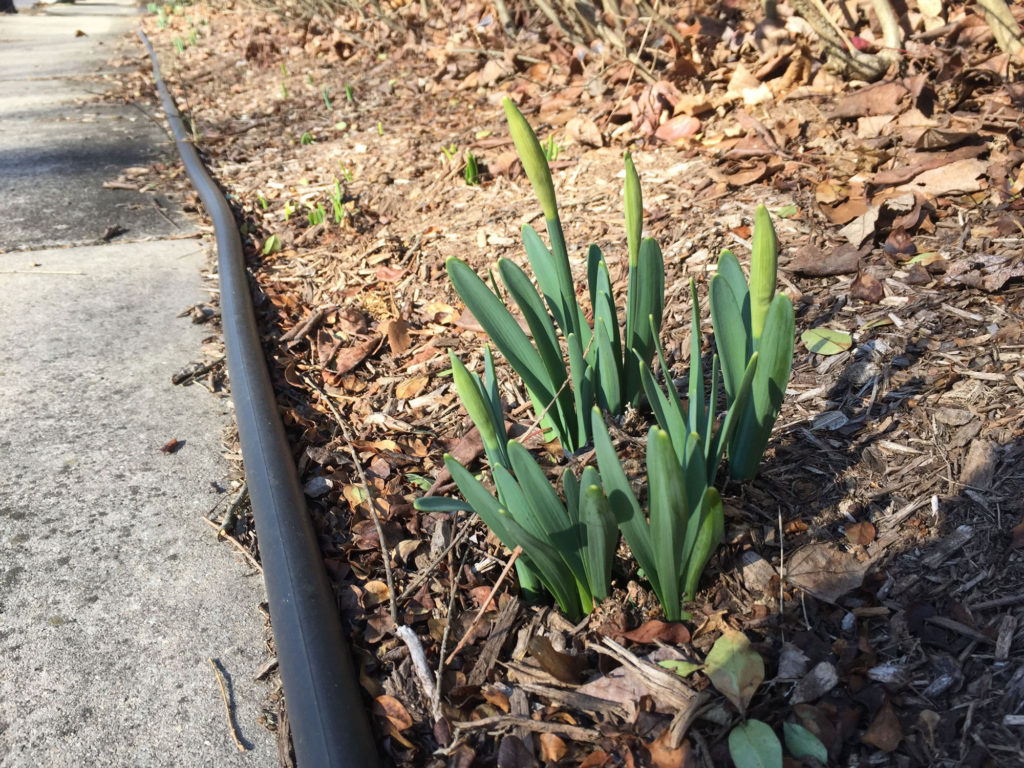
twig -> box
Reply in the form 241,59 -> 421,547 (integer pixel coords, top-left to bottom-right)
208,658 -> 247,752
304,374 -> 398,625
220,482 -> 248,535
202,517 -> 262,572
396,520 -> 475,606
280,305 -> 336,343
452,714 -> 600,740
395,625 -> 443,721
446,546 -> 522,665
436,527 -> 470,715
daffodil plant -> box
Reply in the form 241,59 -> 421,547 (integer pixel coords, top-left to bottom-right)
445,99 -> 664,453
709,207 -> 795,480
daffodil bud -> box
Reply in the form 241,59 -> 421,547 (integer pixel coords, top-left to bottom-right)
624,152 -> 642,267
503,98 -> 558,221
749,204 -> 778,341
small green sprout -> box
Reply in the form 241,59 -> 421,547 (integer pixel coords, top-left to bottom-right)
283,201 -> 294,221
307,202 -> 327,227
329,180 -> 345,223
441,143 -> 458,162
262,233 -> 282,255
281,83 -> 288,99
377,121 -> 384,136
280,62 -> 288,77
306,74 -> 313,86
300,132 -> 314,145
321,85 -> 331,111
339,162 -> 353,182
464,150 -> 480,186
543,134 -> 559,162
147,2 -> 157,11
345,84 -> 354,103
258,193 -> 268,210
172,37 -> 185,54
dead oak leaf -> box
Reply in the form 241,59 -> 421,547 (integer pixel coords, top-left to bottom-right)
785,542 -> 870,604
373,694 -> 413,731
619,619 -> 691,645
861,697 -> 903,752
539,733 -> 568,763
647,731 -> 697,768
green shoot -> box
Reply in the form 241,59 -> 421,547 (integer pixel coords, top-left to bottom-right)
262,233 -> 282,255
321,85 -> 331,111
464,150 -> 480,186
258,193 -> 268,210
345,84 -> 354,102
300,132 -> 314,145
329,180 -> 345,223
283,201 -> 294,221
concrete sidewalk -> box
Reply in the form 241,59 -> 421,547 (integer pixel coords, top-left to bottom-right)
0,2 -> 277,766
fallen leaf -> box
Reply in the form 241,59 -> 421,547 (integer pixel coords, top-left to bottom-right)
960,439 -> 998,490
648,730 -> 697,768
725,161 -> 767,187
883,226 -> 917,258
783,722 -> 828,763
786,543 -> 869,603
850,272 -> 884,303
1011,519 -> 1024,549
620,619 -> 691,645
861,697 -> 903,752
838,206 -> 880,247
395,375 -> 429,400
705,629 -> 764,716
655,115 -> 701,142
579,749 -> 611,768
801,328 -> 853,355
728,719 -> 782,768
659,659 -> 703,678
160,438 -> 182,454
374,694 -> 413,731
832,81 -> 909,118
790,661 -> 839,704
385,318 -> 411,355
566,116 -> 604,147
528,636 -> 588,684
845,521 -> 877,546
539,733 -> 568,763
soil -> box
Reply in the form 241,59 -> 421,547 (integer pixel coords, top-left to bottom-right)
113,2 -> 1024,765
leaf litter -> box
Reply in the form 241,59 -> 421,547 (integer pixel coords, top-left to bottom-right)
122,0 -> 1024,764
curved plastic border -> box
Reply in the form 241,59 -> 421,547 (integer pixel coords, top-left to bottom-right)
140,30 -> 379,768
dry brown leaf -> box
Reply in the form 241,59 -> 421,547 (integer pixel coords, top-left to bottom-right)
539,733 -> 568,763
788,244 -> 863,276
579,749 -> 611,768
566,116 -> 603,147
861,697 -> 903,752
845,521 -> 877,546
786,543 -> 870,604
395,375 -> 429,400
790,661 -> 839,705
619,620 -> 691,645
850,272 -> 884,303
385,318 -> 411,355
898,157 -> 988,198
832,81 -> 909,118
647,731 -> 697,768
655,115 -> 701,142
1011,519 -> 1024,549
374,694 -> 413,731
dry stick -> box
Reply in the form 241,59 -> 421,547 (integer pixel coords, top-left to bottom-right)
304,374 -> 399,626
396,625 -> 443,721
208,658 -> 247,752
202,517 -> 263,572
396,521 -> 475,606
435,536 -> 470,716
219,481 -> 248,535
445,546 -> 523,665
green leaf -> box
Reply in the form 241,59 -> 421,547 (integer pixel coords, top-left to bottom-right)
447,257 -> 566,441
624,238 -> 665,399
647,428 -> 687,621
624,151 -> 642,267
594,318 -> 622,414
590,408 -> 658,597
681,488 -> 724,600
262,233 -> 282,255
413,496 -> 475,513
449,352 -> 501,462
522,224 -> 572,341
709,272 -> 749,404
579,482 -> 616,601
728,720 -> 783,768
686,280 -> 706,439
801,326 -> 852,355
774,204 -> 798,219
783,721 -> 828,763
658,659 -> 702,677
705,629 -> 765,717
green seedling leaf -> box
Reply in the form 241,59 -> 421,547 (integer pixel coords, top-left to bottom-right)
783,721 -> 828,763
774,204 -> 798,218
801,327 -> 852,355
262,233 -> 282,255
413,496 -> 474,512
728,719 -> 783,768
659,659 -> 702,677
705,628 -> 764,716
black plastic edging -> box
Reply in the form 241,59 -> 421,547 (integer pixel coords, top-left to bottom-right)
140,30 -> 379,768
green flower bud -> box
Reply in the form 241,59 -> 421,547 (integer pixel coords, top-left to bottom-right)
503,98 -> 557,221
749,204 -> 778,341
624,151 -> 642,267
